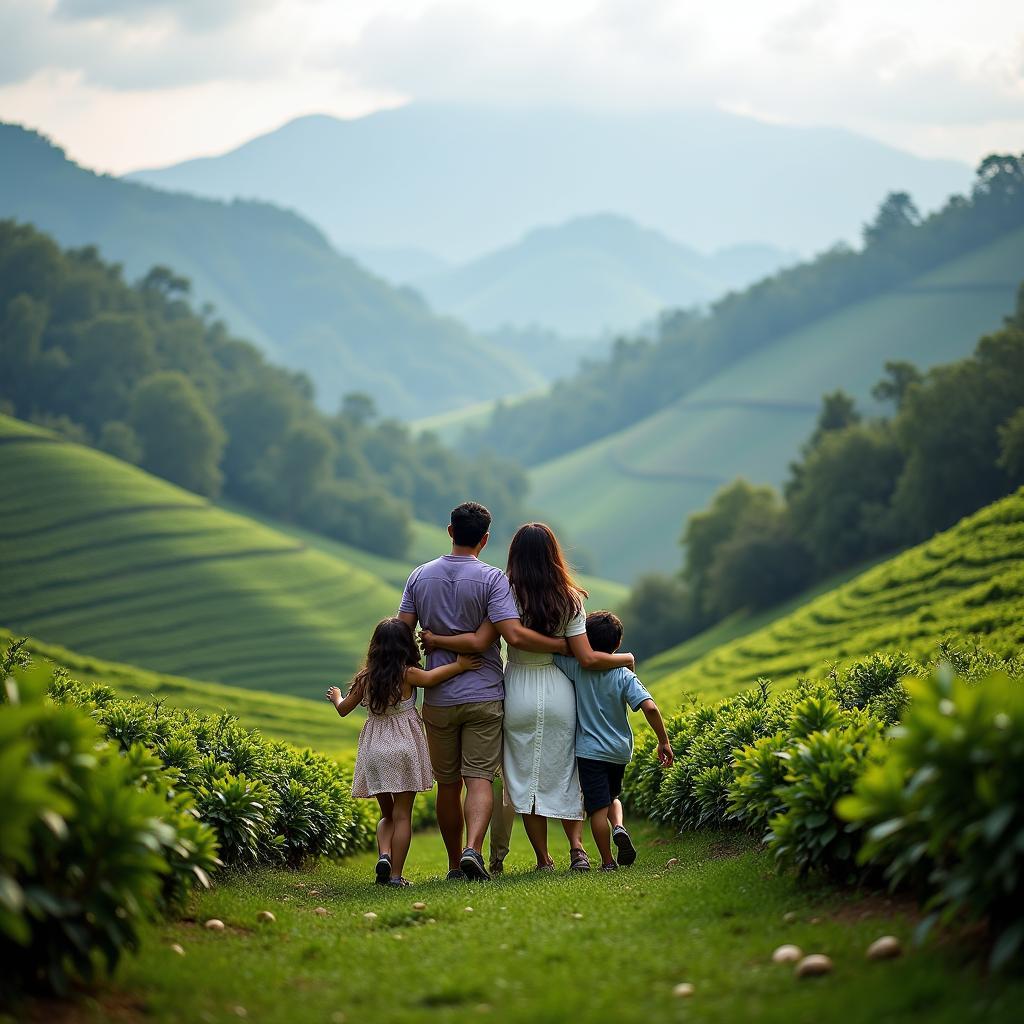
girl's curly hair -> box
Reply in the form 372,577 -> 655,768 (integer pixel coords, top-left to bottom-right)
353,617 -> 421,714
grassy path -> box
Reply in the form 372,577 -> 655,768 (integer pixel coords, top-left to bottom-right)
64,822 -> 1023,1024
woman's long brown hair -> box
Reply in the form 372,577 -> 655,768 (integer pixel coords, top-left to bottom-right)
506,523 -> 588,636
352,617 -> 421,714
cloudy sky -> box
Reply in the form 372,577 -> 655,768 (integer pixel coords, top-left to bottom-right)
2,0 -> 1022,174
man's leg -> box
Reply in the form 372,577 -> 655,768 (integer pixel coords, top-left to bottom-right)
436,780 -> 465,871
458,701 -> 504,879
422,704 -> 465,872
464,776 -> 494,852
488,778 -> 515,873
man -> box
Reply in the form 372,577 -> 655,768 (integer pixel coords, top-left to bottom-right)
398,501 -> 566,880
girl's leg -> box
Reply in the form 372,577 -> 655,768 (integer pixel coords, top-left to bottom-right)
589,807 -> 614,866
389,792 -> 416,878
376,794 -> 395,857
521,811 -> 553,867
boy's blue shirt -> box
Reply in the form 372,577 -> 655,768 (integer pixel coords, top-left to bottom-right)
553,654 -> 653,765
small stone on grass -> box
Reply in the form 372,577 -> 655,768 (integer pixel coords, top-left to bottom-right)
772,944 -> 803,964
866,936 -> 902,960
795,954 -> 833,978
313,907 -> 329,917
666,858 -> 679,868
256,911 -> 276,924
412,902 -> 427,911
783,911 -> 798,924
170,943 -> 185,956
204,919 -> 225,931
363,911 -> 377,920
673,983 -> 695,998
464,906 -> 474,913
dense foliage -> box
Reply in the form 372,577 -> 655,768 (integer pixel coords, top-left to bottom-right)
0,220 -> 527,555
626,643 -> 1024,967
469,154 -> 1024,465
628,297 -> 1024,655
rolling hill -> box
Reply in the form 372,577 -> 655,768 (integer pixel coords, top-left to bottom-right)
0,122 -> 539,418
0,414 -> 400,696
413,214 -> 795,336
642,487 -> 1024,704
529,225 -> 1024,581
127,104 -> 968,261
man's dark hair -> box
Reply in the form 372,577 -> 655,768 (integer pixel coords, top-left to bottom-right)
450,501 -> 492,547
586,610 -> 623,654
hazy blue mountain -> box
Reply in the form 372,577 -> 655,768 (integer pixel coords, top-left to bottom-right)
412,213 -> 796,335
0,123 -> 539,417
128,104 -> 970,261
348,244 -> 450,284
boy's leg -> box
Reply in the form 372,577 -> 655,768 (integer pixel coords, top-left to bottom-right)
609,798 -> 624,830
390,792 -> 415,878
590,805 -> 614,866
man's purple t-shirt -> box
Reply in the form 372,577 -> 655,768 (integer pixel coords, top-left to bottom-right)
399,555 -> 519,707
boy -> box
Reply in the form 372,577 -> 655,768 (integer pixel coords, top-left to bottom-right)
554,611 -> 674,871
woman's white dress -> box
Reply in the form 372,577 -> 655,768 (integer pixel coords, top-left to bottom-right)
502,604 -> 586,821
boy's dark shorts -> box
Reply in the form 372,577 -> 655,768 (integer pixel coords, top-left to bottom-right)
577,757 -> 627,815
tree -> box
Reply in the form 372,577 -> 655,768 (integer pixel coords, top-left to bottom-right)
97,421 -> 142,464
264,422 -> 337,520
804,390 -> 861,453
620,573 -> 696,660
871,360 -> 922,409
131,372 -> 225,497
997,407 -> 1024,484
863,192 -> 921,247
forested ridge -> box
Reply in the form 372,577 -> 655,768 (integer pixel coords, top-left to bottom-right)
470,154 -> 1024,465
0,220 -> 526,556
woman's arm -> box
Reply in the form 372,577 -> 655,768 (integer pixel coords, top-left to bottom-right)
419,621 -> 500,654
566,632 -> 636,672
407,654 -> 482,687
325,679 -> 365,718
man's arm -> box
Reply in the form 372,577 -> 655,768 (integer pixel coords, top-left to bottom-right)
398,610 -> 418,631
639,698 -> 674,767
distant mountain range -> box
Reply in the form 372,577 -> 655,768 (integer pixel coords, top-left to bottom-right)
0,123 -> 539,418
128,104 -> 970,262
411,214 -> 797,336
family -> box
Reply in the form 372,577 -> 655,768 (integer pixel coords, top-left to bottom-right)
325,501 -> 675,886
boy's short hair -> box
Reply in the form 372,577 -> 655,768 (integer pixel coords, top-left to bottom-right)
450,501 -> 492,547
586,610 -> 623,654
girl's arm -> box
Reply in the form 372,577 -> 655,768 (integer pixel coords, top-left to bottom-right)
420,620 -> 569,655
325,679 -> 364,718
567,632 -> 636,672
407,654 -> 482,688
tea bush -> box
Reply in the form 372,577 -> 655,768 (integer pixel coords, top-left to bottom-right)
839,667 -> 1024,967
0,667 -> 218,997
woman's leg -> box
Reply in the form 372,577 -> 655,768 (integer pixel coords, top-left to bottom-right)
390,792 -> 416,878
521,810 -> 553,867
375,793 -> 395,857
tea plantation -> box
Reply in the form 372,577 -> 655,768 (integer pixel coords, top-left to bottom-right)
0,415 -> 399,695
645,487 -> 1024,703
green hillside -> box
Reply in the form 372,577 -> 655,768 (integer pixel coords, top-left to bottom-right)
0,122 -> 539,418
530,226 -> 1024,580
0,415 -> 400,696
643,488 -> 1024,704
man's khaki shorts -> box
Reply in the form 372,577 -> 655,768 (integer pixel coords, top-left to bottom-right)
421,700 -> 504,784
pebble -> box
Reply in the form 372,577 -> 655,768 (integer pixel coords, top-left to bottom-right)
783,911 -> 798,924
412,902 -> 427,911
170,943 -> 186,956
795,954 -> 833,978
666,858 -> 679,868
363,911 -> 377,920
313,907 -> 329,917
427,918 -> 437,924
571,912 -> 584,919
204,919 -> 225,931
772,944 -> 803,964
464,906 -> 474,913
866,936 -> 902,960
232,1007 -> 247,1018
331,1014 -> 346,1024
809,916 -> 821,925
673,983 -> 695,998
309,889 -> 321,897
256,911 -> 276,924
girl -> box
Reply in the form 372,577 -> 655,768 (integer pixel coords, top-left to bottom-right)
421,523 -> 634,872
326,616 -> 481,886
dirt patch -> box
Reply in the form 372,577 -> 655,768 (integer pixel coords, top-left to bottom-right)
709,834 -> 755,859
826,891 -> 920,926
22,990 -> 148,1024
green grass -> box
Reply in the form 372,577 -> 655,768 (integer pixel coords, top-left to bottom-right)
530,226 -> 1024,581
58,821 -> 1022,1024
645,488 -> 1024,706
0,415 -> 400,697
0,625 -> 364,761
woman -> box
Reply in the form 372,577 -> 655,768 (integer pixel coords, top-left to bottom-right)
421,523 -> 635,871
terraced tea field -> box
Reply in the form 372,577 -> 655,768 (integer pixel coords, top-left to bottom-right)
0,415 -> 399,696
530,226 -> 1024,580
645,488 -> 1024,703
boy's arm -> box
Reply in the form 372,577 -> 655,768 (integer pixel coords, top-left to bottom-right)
407,654 -> 482,687
325,679 -> 365,718
639,698 -> 674,766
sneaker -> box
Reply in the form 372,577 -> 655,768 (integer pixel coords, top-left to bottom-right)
460,847 -> 491,881
569,848 -> 591,872
612,826 -> 637,866
600,862 -> 618,872
375,853 -> 392,885
489,861 -> 505,875
445,868 -> 467,881
388,877 -> 411,888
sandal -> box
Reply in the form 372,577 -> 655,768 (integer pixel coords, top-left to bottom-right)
388,876 -> 411,888
569,848 -> 591,872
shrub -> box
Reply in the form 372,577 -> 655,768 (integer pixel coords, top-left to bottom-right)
839,667 -> 1024,967
0,667 -> 218,997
